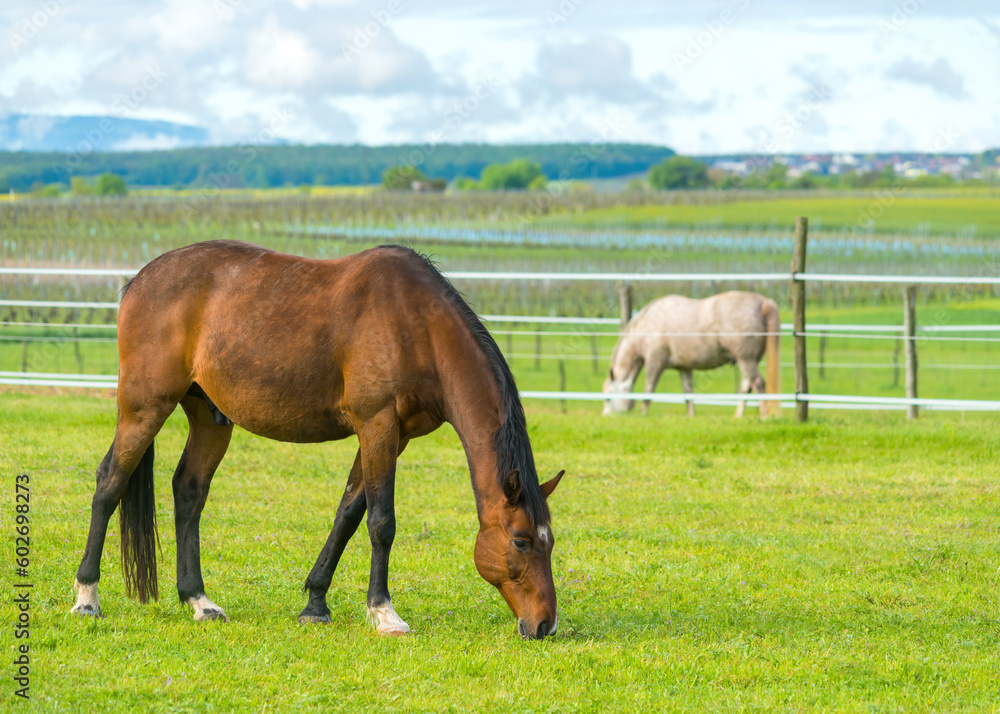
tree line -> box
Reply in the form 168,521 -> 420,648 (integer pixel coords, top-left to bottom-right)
0,143 -> 675,192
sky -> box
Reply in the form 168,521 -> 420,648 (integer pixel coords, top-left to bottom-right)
0,0 -> 997,153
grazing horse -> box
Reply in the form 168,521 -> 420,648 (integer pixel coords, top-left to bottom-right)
70,240 -> 564,640
602,291 -> 780,418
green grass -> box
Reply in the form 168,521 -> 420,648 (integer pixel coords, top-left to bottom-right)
3,391 -> 1000,710
535,195 -> 1000,237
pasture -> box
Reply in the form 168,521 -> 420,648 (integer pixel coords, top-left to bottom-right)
535,193 -> 1000,237
3,190 -> 1000,710
2,390 -> 1000,711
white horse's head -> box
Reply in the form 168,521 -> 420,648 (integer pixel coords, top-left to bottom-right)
602,367 -> 636,415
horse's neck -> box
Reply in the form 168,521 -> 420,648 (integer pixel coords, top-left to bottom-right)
441,353 -> 506,520
612,332 -> 644,385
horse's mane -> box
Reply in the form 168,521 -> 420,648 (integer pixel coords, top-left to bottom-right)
394,246 -> 551,527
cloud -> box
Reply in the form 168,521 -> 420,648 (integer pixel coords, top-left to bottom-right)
520,36 -> 653,105
244,18 -> 323,90
885,57 -> 969,99
111,132 -> 189,151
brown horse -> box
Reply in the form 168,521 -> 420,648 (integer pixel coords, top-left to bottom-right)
70,240 -> 564,639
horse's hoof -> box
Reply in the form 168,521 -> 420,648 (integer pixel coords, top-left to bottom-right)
194,608 -> 229,622
70,603 -> 103,618
377,622 -> 410,636
368,602 -> 410,636
298,614 -> 332,625
188,594 -> 229,622
71,580 -> 102,618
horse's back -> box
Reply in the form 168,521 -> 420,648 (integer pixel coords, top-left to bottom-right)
631,291 -> 771,369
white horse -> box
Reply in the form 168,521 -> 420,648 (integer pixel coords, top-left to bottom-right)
602,291 -> 781,418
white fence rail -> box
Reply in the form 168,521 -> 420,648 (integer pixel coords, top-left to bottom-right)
4,265 -> 1000,285
3,264 -> 999,412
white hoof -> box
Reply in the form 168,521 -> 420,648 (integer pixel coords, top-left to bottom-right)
188,594 -> 229,622
368,602 -> 410,636
71,580 -> 102,618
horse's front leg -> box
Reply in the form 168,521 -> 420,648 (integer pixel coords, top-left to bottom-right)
679,369 -> 695,417
641,362 -> 664,416
299,450 -> 368,624
359,413 -> 409,635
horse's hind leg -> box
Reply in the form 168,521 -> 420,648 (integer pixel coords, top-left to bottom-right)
735,360 -> 766,419
72,404 -> 173,617
173,395 -> 233,622
359,412 -> 408,635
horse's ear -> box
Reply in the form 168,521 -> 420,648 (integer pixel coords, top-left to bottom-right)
540,470 -> 565,499
502,469 -> 521,505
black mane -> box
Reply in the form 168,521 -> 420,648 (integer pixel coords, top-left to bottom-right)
399,246 -> 551,527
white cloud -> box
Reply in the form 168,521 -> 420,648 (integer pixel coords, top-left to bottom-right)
244,18 -> 322,90
111,131 -> 188,151
0,1 -> 996,151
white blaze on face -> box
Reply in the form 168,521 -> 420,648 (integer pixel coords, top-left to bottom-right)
537,525 -> 550,546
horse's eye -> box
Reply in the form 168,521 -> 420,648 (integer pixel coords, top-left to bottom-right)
512,539 -> 531,552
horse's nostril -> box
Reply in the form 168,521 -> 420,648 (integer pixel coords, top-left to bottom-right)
517,620 -> 528,639
535,620 -> 550,639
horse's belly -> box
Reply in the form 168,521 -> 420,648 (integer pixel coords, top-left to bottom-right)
195,367 -> 354,443
233,406 -> 355,443
667,340 -> 732,371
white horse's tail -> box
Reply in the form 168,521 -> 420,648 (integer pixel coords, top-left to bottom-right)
763,299 -> 781,417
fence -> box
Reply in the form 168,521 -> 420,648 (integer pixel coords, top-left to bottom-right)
2,218 -> 1000,418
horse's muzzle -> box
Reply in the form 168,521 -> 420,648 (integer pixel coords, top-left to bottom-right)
518,618 -> 557,640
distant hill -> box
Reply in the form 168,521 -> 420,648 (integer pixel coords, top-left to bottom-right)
0,141 -> 675,191
0,114 -> 208,153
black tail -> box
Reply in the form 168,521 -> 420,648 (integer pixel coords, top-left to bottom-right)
119,442 -> 159,603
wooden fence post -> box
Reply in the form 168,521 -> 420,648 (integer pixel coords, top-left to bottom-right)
892,331 -> 901,387
617,281 -> 633,330
792,216 -> 809,423
904,285 -> 918,419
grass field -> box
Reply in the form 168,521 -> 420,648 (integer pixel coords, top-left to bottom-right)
534,195 -> 1000,237
2,391 -> 1000,711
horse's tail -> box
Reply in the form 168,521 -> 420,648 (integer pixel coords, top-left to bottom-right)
119,441 -> 159,603
762,299 -> 781,417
